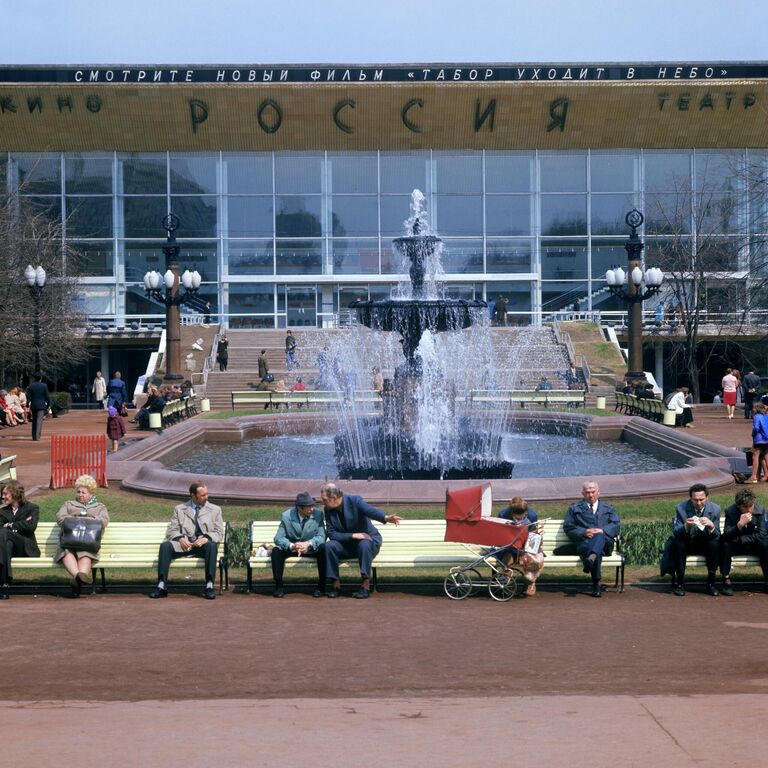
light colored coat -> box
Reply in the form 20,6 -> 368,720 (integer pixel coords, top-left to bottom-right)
166,500 -> 225,553
55,499 -> 110,562
92,376 -> 107,402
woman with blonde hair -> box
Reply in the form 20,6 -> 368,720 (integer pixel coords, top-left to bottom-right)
55,475 -> 110,597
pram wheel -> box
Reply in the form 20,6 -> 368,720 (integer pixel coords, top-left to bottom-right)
444,569 -> 475,600
488,571 -> 517,602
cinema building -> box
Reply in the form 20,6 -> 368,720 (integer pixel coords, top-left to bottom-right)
1,63 -> 767,393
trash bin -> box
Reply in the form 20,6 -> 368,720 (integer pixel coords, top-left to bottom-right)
149,413 -> 162,430
663,409 -> 677,427
200,398 -> 211,412
595,396 -> 606,410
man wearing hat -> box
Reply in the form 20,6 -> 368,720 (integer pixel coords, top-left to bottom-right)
271,491 -> 327,597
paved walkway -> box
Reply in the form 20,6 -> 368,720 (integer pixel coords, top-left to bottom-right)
0,403 -> 753,495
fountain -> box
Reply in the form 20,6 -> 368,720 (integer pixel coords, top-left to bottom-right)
333,190 -> 514,480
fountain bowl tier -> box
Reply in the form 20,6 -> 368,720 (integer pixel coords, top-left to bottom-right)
349,298 -> 487,336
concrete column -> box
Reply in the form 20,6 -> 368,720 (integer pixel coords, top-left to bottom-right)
654,341 -> 664,391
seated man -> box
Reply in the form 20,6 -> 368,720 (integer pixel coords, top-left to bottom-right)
271,491 -> 327,598
563,480 -> 620,598
321,482 -> 402,599
667,483 -> 721,596
720,487 -> 768,596
149,481 -> 224,600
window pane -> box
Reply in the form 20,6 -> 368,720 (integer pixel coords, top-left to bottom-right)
337,286 -> 369,312
330,239 -> 380,274
645,237 -> 692,271
170,155 -> 217,194
122,197 -> 167,238
276,239 -> 322,274
485,152 -> 534,193
226,241 -> 274,275
381,195 -> 414,236
699,237 -> 744,271
486,239 -> 532,273
171,195 -> 218,237
119,154 -> 167,194
434,153 -> 482,193
331,195 -> 378,236
329,153 -> 377,193
275,195 -> 322,237
229,284 -> 275,314
67,197 -> 113,237
227,196 -> 273,237
73,286 -> 115,316
439,239 -> 483,273
645,192 -> 692,234
286,287 -> 317,326
275,154 -> 322,193
540,195 -> 587,235
177,242 -> 218,280
223,153 -> 272,194
591,194 -> 638,235
695,151 -> 741,193
487,282 -> 533,323
65,155 -> 113,194
380,152 -> 428,193
14,154 -> 60,194
73,242 -> 114,277
434,195 -> 482,235
121,241 -> 166,282
542,281 -> 589,312
591,240 -> 627,279
485,195 -> 532,236
540,154 -> 586,193
541,240 -> 588,280
644,152 -> 691,192
699,191 -> 742,234
20,195 -> 61,223
590,153 -> 639,192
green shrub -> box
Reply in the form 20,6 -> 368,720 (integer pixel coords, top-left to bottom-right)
50,391 -> 72,411
227,524 -> 251,566
620,520 -> 671,565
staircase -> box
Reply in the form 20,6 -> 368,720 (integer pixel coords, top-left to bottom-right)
203,326 -> 581,411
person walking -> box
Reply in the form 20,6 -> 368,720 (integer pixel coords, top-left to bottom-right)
285,330 -> 298,371
92,370 -> 107,409
216,334 -> 229,372
25,373 -> 51,441
258,349 -> 269,381
721,368 -> 738,420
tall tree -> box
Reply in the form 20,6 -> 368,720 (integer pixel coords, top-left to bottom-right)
0,200 -> 88,386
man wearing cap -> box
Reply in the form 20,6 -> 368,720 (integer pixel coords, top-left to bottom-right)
563,480 -> 621,598
720,487 -> 768,595
271,491 -> 327,597
320,482 -> 403,599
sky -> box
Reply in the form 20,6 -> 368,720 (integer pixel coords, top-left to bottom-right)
1,0 -> 765,65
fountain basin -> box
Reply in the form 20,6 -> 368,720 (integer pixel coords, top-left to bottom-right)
110,413 -> 743,505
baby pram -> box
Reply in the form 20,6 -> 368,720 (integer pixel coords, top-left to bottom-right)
444,484 -> 534,601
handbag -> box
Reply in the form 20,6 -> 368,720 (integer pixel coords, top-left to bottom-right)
60,516 -> 104,554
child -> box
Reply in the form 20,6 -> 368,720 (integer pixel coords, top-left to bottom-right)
106,405 -> 126,452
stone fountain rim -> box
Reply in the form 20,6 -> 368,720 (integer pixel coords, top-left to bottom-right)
110,412 -> 743,506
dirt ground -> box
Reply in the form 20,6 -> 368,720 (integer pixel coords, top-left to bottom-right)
4,584 -> 768,701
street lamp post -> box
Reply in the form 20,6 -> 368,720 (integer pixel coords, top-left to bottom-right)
24,264 -> 47,374
605,210 -> 664,381
143,215 -> 202,381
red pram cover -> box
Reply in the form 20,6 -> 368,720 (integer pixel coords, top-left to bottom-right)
444,484 -> 529,549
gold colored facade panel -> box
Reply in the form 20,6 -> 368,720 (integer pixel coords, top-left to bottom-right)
0,81 -> 766,151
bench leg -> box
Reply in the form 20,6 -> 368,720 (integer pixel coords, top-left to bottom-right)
98,567 -> 106,593
246,564 -> 253,593
371,567 -> 378,593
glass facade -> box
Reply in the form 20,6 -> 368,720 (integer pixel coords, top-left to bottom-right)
1,149 -> 760,326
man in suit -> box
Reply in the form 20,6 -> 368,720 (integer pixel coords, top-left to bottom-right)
321,482 -> 402,599
271,491 -> 326,598
25,373 -> 50,441
107,371 -> 128,410
564,480 -> 621,598
0,480 -> 40,599
743,369 -> 762,420
720,487 -> 768,595
668,483 -> 721,597
149,481 -> 225,600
